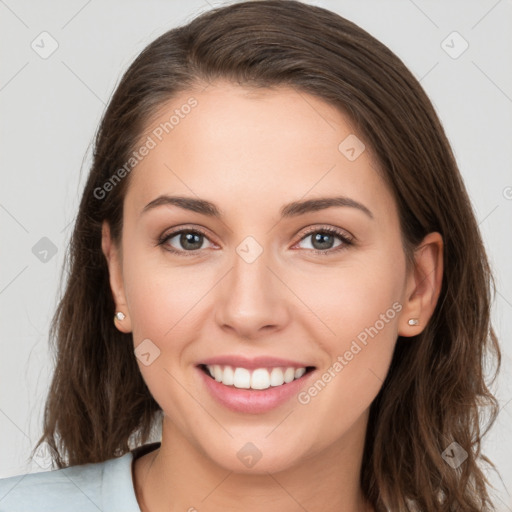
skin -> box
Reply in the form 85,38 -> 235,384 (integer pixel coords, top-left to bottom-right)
101,80 -> 443,512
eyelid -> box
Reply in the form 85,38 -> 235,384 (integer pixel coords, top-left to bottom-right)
297,224 -> 354,242
158,224 -> 213,241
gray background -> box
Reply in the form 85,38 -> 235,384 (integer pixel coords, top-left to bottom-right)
1,0 -> 511,508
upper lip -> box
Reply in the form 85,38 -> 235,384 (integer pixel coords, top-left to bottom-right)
198,355 -> 314,370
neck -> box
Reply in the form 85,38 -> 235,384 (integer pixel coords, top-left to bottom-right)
133,412 -> 372,512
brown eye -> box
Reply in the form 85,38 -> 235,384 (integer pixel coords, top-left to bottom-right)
158,228 -> 214,255
295,227 -> 353,255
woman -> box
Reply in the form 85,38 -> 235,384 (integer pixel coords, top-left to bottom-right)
0,1 -> 502,511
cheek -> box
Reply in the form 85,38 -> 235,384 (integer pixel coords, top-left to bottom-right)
288,265 -> 404,457
295,244 -> 405,399
122,254 -> 213,416
335,265 -> 402,344
296,247 -> 404,343
123,241 -> 213,343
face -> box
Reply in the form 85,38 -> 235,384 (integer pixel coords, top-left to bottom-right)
102,80 -> 436,474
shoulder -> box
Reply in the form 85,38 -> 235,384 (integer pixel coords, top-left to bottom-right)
0,450 -> 141,512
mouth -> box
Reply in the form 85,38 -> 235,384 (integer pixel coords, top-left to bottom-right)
197,363 -> 316,390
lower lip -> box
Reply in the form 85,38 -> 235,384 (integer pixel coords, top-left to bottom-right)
197,366 -> 315,414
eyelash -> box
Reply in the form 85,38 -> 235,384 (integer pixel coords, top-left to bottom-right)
156,225 -> 354,257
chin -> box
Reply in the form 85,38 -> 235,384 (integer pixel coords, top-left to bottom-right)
200,435 -> 310,475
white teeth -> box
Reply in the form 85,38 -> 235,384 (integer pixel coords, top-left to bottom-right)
283,367 -> 295,383
295,367 -> 306,379
205,364 -> 309,390
223,365 -> 234,386
269,367 -> 284,387
251,368 -> 270,390
233,367 -> 251,389
213,365 -> 222,382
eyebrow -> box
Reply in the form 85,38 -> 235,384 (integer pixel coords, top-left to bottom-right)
141,195 -> 374,219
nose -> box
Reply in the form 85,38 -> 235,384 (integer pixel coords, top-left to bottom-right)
214,240 -> 291,340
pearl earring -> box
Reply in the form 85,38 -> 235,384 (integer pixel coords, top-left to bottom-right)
114,311 -> 126,322
408,318 -> 419,326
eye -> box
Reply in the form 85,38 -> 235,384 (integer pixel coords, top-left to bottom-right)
294,226 -> 353,255
157,225 -> 353,257
157,227 -> 215,256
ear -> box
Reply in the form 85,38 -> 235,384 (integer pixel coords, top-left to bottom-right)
101,221 -> 132,333
398,232 -> 443,337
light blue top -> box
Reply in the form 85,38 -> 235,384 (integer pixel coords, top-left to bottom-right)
0,442 -> 161,512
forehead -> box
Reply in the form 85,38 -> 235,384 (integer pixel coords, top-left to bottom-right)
124,81 -> 394,222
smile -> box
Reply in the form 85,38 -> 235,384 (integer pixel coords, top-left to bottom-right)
200,364 -> 315,390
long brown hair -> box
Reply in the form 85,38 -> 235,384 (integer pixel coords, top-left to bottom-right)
34,1 -> 502,510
